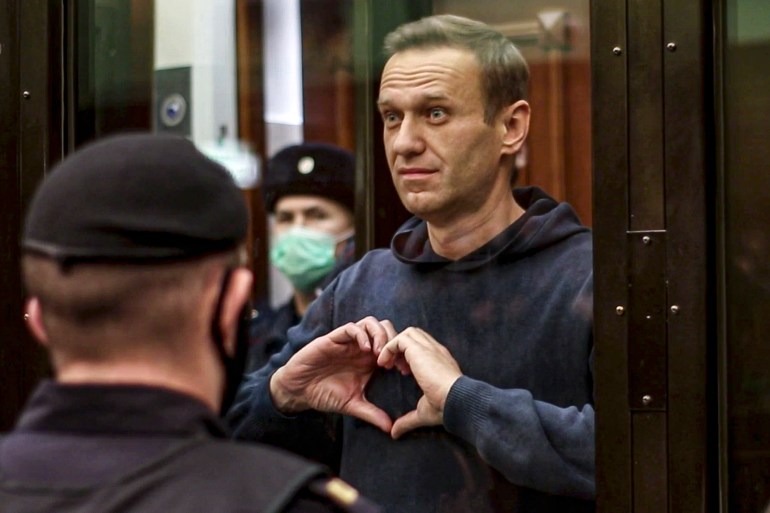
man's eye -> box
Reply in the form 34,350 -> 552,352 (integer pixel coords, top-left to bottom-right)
306,210 -> 328,220
382,112 -> 399,124
429,108 -> 446,120
275,214 -> 293,224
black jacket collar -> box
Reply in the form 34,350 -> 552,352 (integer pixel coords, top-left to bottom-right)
14,380 -> 227,438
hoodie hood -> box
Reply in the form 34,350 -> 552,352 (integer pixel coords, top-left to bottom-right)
391,186 -> 589,271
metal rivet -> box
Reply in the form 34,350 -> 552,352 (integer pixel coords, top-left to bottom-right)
23,313 -> 30,321
645,315 -> 652,320
642,395 -> 653,406
666,42 -> 677,52
22,91 -> 31,99
670,305 -> 680,315
612,46 -> 622,56
615,306 -> 625,316
642,235 -> 651,245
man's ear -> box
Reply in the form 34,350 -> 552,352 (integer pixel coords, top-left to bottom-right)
500,100 -> 531,156
218,268 -> 253,356
25,297 -> 49,346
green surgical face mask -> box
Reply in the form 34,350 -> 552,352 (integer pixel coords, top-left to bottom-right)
270,226 -> 348,292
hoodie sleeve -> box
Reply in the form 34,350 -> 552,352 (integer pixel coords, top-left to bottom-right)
226,292 -> 342,470
442,375 -> 595,500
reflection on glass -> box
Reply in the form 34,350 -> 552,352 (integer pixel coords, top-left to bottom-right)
71,0 -> 591,315
724,0 -> 770,511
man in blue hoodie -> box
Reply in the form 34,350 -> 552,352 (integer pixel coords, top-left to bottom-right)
228,14 -> 594,513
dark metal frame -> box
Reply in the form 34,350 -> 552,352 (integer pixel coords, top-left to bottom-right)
712,0 -> 729,509
592,0 -> 716,511
352,0 -> 430,253
0,0 -> 63,429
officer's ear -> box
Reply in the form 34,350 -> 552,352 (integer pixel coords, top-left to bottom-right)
25,297 -> 49,347
218,268 -> 253,356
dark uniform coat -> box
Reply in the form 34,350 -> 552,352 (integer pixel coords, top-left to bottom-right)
0,381 -> 379,513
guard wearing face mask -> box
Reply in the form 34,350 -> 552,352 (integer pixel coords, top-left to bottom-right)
248,143 -> 356,377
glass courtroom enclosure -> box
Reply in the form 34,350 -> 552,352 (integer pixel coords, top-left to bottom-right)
20,0 -> 770,509
69,0 -> 592,309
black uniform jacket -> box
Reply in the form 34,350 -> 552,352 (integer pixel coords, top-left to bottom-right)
0,381 -> 379,513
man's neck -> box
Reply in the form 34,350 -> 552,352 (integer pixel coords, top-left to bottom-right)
427,194 -> 525,260
54,359 -> 219,412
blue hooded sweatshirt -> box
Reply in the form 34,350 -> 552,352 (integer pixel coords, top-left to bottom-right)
228,186 -> 595,513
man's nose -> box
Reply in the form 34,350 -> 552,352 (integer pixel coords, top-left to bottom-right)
391,116 -> 425,156
290,215 -> 308,228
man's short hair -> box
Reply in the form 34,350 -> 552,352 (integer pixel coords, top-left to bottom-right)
21,253 -> 238,358
383,14 -> 529,125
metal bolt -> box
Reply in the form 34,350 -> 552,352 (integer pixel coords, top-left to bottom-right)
666,42 -> 677,52
615,306 -> 625,316
670,305 -> 680,315
612,46 -> 622,56
22,91 -> 31,99
642,395 -> 653,406
642,235 -> 651,245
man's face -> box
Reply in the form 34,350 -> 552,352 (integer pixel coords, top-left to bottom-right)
377,46 -> 511,225
274,194 -> 354,242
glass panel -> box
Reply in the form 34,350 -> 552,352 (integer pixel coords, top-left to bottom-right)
68,0 -> 594,507
70,0 -> 591,310
723,0 -> 770,511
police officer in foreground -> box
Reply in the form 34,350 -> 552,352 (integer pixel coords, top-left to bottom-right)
0,133 -> 379,513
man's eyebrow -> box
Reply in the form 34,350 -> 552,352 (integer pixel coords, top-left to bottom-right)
377,92 -> 450,107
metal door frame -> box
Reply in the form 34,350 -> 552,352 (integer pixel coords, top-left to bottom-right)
0,0 -> 63,429
592,0 -> 716,511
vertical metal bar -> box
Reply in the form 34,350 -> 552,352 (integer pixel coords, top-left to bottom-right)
632,413 -> 669,513
713,0 -> 730,510
627,0 -> 665,231
592,0 -> 632,509
352,0 -> 430,254
0,0 -> 25,431
595,0 -> 713,510
0,0 -> 62,429
663,0 -> 713,512
352,0 -> 375,255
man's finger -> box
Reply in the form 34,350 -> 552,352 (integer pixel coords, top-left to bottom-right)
390,410 -> 422,439
371,319 -> 399,355
380,319 -> 398,339
376,336 -> 404,368
346,399 -> 394,434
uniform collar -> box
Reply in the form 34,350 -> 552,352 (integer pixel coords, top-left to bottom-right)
14,380 -> 227,438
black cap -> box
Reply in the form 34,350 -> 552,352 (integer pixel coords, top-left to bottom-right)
263,142 -> 355,213
22,133 -> 249,262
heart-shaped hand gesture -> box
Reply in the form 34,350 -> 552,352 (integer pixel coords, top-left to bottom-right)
270,318 -> 462,438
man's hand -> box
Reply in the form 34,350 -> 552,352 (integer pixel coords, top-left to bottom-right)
377,327 -> 462,439
270,317 -> 397,433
